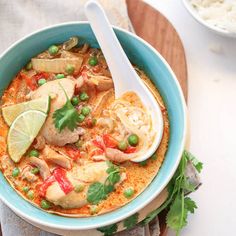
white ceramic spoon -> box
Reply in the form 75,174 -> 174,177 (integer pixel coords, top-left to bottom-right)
85,0 -> 164,162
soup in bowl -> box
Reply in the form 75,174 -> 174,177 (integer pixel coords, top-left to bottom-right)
0,22 -> 186,231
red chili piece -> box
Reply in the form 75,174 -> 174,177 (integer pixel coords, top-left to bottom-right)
39,175 -> 55,197
53,168 -> 73,194
124,146 -> 137,154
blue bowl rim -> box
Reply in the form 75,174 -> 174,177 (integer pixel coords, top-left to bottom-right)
0,21 -> 187,230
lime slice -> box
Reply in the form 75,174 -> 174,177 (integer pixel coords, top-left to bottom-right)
7,110 -> 47,163
2,96 -> 50,126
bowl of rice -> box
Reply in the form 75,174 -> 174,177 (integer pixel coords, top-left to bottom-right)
182,0 -> 236,37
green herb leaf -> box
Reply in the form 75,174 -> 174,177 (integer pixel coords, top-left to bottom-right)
140,150 -> 203,235
87,182 -> 106,204
87,162 -> 121,204
53,83 -> 80,132
97,223 -> 118,236
184,150 -> 203,173
184,197 -> 197,214
123,213 -> 139,230
166,194 -> 187,233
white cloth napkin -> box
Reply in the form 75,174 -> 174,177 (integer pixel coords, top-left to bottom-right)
0,0 -> 136,235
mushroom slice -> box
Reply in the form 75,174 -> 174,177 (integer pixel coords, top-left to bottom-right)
29,157 -> 50,180
42,146 -> 72,169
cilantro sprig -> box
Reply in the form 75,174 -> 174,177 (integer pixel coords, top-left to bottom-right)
140,150 -> 203,236
53,83 -> 80,132
87,161 -> 121,204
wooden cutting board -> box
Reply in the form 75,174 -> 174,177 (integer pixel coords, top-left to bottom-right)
126,0 -> 188,101
126,0 -> 188,235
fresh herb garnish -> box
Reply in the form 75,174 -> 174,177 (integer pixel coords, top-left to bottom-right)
53,83 -> 80,132
123,213 -> 139,230
97,223 -> 118,236
87,161 -> 121,204
140,150 -> 202,236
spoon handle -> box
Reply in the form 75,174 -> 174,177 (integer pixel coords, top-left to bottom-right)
85,0 -> 138,97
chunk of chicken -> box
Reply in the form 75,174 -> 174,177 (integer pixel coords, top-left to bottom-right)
42,146 -> 72,169
31,79 -> 81,146
89,75 -> 113,91
29,157 -> 51,180
45,162 -> 116,209
105,148 -> 135,163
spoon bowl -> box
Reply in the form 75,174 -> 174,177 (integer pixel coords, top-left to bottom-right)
85,0 -> 164,162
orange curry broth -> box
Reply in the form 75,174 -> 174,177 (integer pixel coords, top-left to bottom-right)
0,53 -> 169,217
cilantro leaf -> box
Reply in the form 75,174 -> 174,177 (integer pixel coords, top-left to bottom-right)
166,194 -> 187,233
123,213 -> 139,230
52,83 -> 80,132
87,182 -> 106,204
97,223 -> 118,236
185,197 -> 197,213
53,100 -> 80,132
140,150 -> 203,235
184,150 -> 203,173
87,162 -> 121,204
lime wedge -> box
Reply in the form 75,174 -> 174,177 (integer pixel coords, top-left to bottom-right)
7,110 -> 47,163
2,96 -> 50,126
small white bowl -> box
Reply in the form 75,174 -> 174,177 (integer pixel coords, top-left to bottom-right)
182,0 -> 236,38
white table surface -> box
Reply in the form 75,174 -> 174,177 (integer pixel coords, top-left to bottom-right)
145,0 -> 236,235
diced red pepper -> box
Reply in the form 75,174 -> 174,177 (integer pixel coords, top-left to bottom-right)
103,134 -> 118,148
124,146 -> 137,154
64,146 -> 81,161
53,168 -> 74,194
92,138 -> 105,150
32,72 -> 50,82
39,175 -> 55,197
20,72 -> 37,91
90,148 -> 104,157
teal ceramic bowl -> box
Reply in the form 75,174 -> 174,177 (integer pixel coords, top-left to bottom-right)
0,22 -> 186,231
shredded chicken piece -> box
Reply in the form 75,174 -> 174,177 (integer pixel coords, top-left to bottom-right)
29,157 -> 50,180
33,135 -> 45,150
96,117 -> 114,133
105,148 -> 134,163
21,166 -> 38,182
42,146 -> 72,169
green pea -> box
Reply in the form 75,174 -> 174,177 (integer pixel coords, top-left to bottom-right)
56,73 -> 65,79
81,106 -> 91,116
27,190 -> 34,200
78,114 -> 85,123
41,199 -> 51,209
74,184 -> 85,193
22,186 -> 30,193
31,167 -> 39,175
12,167 -> 20,177
128,134 -> 139,146
25,62 -> 32,71
118,141 -> 128,151
38,78 -> 46,86
29,149 -> 39,157
65,64 -> 75,74
88,57 -> 98,66
48,45 -> 59,55
124,187 -> 134,198
79,92 -> 89,101
151,153 -> 157,161
139,160 -> 147,166
90,205 -> 99,215
71,96 -> 79,106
